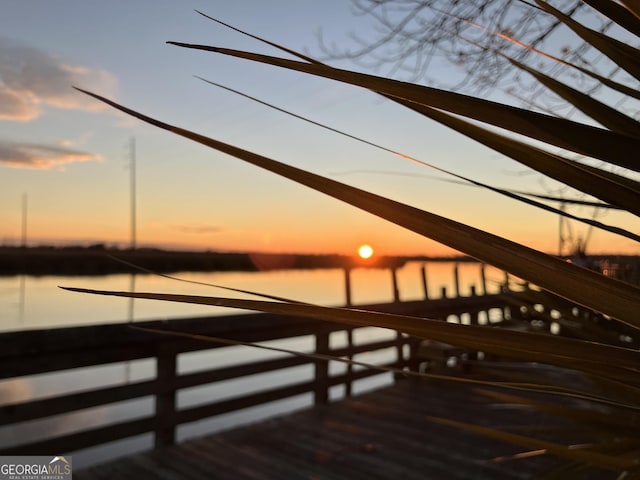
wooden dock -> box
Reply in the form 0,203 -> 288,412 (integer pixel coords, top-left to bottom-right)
74,377 -> 562,480
1,274 -> 620,478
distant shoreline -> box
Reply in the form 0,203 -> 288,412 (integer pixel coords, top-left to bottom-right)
2,245 -> 636,277
0,245 -> 474,276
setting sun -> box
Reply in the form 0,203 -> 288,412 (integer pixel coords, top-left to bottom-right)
358,244 -> 374,259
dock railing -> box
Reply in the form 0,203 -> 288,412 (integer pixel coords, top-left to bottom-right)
0,263 -> 557,464
0,309 -> 414,455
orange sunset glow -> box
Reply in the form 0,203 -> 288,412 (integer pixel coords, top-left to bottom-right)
0,2 -> 637,259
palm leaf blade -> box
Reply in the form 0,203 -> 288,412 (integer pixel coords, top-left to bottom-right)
535,0 -> 640,80
60,287 -> 640,385
72,88 -> 640,328
507,56 -> 640,138
426,416 -> 636,472
385,100 -> 640,216
167,42 -> 640,172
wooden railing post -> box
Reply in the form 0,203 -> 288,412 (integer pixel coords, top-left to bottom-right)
502,271 -> 511,321
391,267 -> 400,303
314,330 -> 330,405
480,263 -> 487,295
420,264 -> 429,300
155,347 -> 177,449
395,331 -> 405,374
453,263 -> 460,298
344,267 -> 352,307
345,329 -> 354,397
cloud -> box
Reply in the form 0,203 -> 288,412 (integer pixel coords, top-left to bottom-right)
0,37 -> 117,121
0,140 -> 101,169
0,88 -> 38,121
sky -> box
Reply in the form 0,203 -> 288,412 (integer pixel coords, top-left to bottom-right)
0,1 -> 637,257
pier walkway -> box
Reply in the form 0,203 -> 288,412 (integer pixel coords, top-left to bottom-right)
1,278 -> 613,478
75,377 -> 561,480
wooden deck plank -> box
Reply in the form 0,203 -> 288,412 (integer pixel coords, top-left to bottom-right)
179,439 -> 281,480
246,418 -> 386,480
75,378 -> 568,480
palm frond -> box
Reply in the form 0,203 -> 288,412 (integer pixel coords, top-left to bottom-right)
167,42 -> 640,172
72,88 -> 640,327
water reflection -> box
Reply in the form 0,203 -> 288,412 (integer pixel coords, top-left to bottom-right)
0,358 -> 157,468
18,274 -> 25,325
0,262 -> 504,332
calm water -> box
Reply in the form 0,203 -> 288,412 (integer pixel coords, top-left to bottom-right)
0,261 -> 504,469
0,261 -> 502,332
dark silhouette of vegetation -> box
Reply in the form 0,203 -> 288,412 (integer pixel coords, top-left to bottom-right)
71,2 -> 640,475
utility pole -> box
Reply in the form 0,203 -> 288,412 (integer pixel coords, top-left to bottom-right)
127,138 -> 137,332
21,193 -> 27,248
129,137 -> 137,250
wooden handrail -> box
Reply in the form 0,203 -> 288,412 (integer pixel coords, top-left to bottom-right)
0,291 -> 525,456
